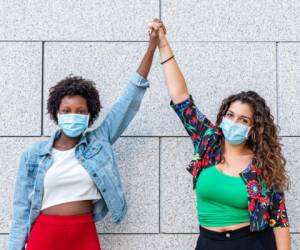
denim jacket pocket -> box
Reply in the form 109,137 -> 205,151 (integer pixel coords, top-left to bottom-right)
84,143 -> 102,159
25,162 -> 39,179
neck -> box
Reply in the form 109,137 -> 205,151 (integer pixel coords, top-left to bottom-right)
223,140 -> 250,156
54,131 -> 81,150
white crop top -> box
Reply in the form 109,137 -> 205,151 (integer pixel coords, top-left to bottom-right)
41,147 -> 101,210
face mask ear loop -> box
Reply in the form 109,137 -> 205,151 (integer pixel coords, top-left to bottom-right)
86,114 -> 90,127
246,125 -> 254,140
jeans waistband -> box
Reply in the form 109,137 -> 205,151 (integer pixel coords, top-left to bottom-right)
199,225 -> 252,240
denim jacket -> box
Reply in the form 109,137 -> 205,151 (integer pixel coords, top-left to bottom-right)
8,72 -> 150,250
171,95 -> 289,232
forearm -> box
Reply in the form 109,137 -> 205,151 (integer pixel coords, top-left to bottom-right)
137,44 -> 156,79
92,72 -> 149,144
159,36 -> 189,104
273,227 -> 291,250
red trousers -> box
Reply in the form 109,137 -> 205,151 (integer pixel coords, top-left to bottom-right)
26,212 -> 101,250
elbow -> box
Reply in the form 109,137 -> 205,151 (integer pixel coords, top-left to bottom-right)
171,92 -> 190,105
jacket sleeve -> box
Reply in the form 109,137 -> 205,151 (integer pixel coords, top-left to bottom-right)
91,72 -> 149,145
269,190 -> 289,228
7,151 -> 31,250
170,95 -> 219,153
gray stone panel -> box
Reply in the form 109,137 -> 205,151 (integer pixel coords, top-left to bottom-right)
43,42 -> 165,136
0,137 -> 43,232
43,42 -> 276,136
98,137 -> 159,233
278,43 -> 300,136
0,137 -> 159,234
100,234 -> 198,250
169,42 -> 277,128
283,137 -> 300,233
160,137 -> 300,233
0,1 -> 159,41
160,137 -> 198,233
0,43 -> 42,136
162,1 -> 300,41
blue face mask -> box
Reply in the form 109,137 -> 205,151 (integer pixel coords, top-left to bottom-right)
220,117 -> 251,145
57,113 -> 89,138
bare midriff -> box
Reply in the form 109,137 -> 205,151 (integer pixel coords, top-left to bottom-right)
41,200 -> 93,216
201,222 -> 250,232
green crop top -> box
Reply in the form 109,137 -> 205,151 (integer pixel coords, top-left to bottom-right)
196,166 -> 250,227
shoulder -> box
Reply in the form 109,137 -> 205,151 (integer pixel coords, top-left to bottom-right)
22,139 -> 49,162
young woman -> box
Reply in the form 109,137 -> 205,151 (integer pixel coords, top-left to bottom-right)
149,19 -> 291,250
8,24 -> 162,250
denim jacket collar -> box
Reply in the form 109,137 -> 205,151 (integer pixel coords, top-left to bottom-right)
38,129 -> 88,156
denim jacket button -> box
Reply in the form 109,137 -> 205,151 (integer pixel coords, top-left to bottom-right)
93,173 -> 97,177
102,189 -> 106,192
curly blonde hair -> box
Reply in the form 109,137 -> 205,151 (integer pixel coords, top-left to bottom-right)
215,91 -> 290,192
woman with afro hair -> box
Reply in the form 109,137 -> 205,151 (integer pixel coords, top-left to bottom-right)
8,22 -> 163,250
149,19 -> 291,250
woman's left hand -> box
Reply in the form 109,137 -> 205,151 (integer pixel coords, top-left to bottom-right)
148,19 -> 162,50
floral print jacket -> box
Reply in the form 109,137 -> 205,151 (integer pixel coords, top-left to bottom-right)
171,95 -> 289,232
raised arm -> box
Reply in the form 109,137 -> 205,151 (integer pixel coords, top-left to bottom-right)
149,20 -> 189,104
136,24 -> 160,78
91,25 -> 160,144
148,20 -> 218,150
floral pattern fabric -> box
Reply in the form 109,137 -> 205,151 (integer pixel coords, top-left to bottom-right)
171,95 -> 289,232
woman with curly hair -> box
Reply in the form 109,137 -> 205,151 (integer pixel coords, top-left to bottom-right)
8,23 -> 162,250
149,19 -> 291,250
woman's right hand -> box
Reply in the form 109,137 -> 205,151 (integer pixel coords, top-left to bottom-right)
149,19 -> 189,104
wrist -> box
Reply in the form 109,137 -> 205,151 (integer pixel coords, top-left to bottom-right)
159,41 -> 168,49
147,44 -> 157,53
159,35 -> 168,47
